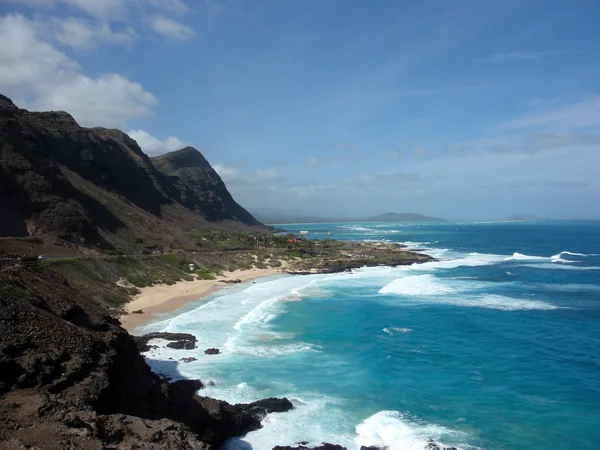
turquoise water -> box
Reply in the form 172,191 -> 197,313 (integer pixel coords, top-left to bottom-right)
141,221 -> 600,450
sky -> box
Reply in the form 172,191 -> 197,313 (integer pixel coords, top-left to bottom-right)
1,0 -> 599,220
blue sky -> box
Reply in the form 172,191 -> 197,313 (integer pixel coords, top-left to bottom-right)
1,0 -> 599,219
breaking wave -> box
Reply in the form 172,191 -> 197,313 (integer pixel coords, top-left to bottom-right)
379,275 -> 456,296
355,411 -> 472,450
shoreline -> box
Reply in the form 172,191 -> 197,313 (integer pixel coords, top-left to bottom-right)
118,244 -> 435,332
119,267 -> 287,331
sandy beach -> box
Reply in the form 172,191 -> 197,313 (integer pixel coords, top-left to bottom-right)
119,267 -> 287,331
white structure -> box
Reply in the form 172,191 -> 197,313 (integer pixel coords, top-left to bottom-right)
300,230 -> 309,236
188,264 -> 196,272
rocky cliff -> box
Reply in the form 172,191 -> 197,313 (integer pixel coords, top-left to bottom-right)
0,266 -> 291,449
152,147 -> 260,227
0,94 -> 264,252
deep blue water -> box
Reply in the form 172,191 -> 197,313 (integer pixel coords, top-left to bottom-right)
142,221 -> 600,450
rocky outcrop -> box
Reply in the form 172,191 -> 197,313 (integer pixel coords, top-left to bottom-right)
272,442 -> 451,450
240,398 -> 294,419
180,357 -> 198,363
134,332 -> 198,352
425,440 -> 457,450
0,267 -> 289,449
273,445 -> 346,450
204,348 -> 220,355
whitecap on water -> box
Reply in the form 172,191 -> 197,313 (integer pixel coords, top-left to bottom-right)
520,263 -> 600,271
355,411 -> 472,450
379,275 -> 456,296
382,327 -> 413,335
447,294 -> 558,311
378,275 -> 558,311
505,252 -> 547,261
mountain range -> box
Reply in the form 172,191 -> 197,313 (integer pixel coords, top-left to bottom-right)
0,94 -> 264,253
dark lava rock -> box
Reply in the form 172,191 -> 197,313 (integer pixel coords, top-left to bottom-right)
243,397 -> 294,414
152,147 -> 261,226
425,440 -> 457,450
220,279 -> 242,284
180,357 -> 198,363
131,309 -> 144,314
0,267 -> 290,449
134,332 -> 197,352
171,379 -> 204,394
208,381 -> 216,386
273,445 -> 346,450
167,340 -> 196,350
204,348 -> 220,355
241,397 -> 294,421
361,447 -> 388,450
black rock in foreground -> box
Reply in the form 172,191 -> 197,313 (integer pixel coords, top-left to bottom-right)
273,445 -> 347,450
0,267 -> 290,449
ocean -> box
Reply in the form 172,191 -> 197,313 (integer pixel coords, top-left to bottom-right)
139,221 -> 600,450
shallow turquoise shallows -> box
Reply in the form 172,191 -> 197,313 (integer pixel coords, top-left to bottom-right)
141,221 -> 600,450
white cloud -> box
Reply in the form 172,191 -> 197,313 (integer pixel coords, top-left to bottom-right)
50,17 -> 136,49
0,14 -> 156,128
150,15 -> 195,41
499,96 -> 600,131
146,0 -> 189,15
6,0 -> 194,21
127,130 -> 186,155
213,164 -> 240,181
6,0 -> 128,20
213,165 -> 282,185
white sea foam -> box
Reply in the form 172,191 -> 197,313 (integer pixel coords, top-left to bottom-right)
341,225 -> 378,233
409,252 -> 506,271
504,251 -> 580,264
224,339 -> 318,357
535,283 -> 600,292
383,327 -> 413,335
341,225 -> 402,234
222,392 -> 353,450
355,411 -> 470,450
379,275 -> 456,296
459,294 -> 558,311
551,251 -> 589,258
379,282 -> 558,311
520,264 -> 600,271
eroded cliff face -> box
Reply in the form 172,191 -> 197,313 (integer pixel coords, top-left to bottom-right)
152,147 -> 261,226
0,267 -> 287,449
0,93 -> 265,252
